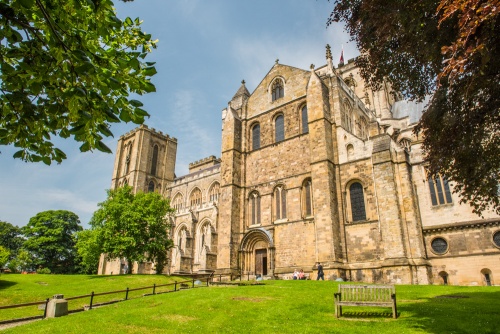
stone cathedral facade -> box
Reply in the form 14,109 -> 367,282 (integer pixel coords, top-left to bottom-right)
98,46 -> 500,286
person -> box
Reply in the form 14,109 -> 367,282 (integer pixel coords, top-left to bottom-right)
316,262 -> 324,280
299,269 -> 305,280
293,269 -> 298,280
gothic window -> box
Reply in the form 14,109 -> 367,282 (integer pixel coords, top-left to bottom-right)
272,78 -> 284,101
274,186 -> 287,221
350,182 -> 366,222
399,138 -> 411,152
302,179 -> 313,217
209,182 -> 220,203
252,123 -> 260,150
360,117 -> 368,139
148,180 -> 155,193
190,188 -> 202,207
428,174 -> 453,206
249,192 -> 261,226
124,143 -> 132,175
151,144 -> 159,176
172,193 -> 184,212
431,237 -> 448,254
481,269 -> 493,286
342,100 -> 353,133
301,105 -> 309,134
275,114 -> 285,142
439,271 -> 449,285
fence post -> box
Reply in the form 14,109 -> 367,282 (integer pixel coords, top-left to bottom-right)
174,281 -> 177,292
192,278 -> 195,288
125,287 -> 129,300
43,298 -> 49,319
153,283 -> 156,295
206,277 -> 209,287
89,291 -> 95,310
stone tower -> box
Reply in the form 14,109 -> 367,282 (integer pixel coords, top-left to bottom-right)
111,124 -> 177,195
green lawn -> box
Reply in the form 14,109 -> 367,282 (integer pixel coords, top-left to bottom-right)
1,274 -> 499,333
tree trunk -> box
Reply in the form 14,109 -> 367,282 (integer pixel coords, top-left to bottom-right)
127,258 -> 132,274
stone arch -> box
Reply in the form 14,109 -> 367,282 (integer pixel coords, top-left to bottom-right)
239,228 -> 275,277
481,268 -> 493,286
194,219 -> 217,271
345,179 -> 368,222
171,223 -> 192,273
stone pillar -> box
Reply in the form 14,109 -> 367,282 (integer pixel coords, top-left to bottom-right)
46,294 -> 68,318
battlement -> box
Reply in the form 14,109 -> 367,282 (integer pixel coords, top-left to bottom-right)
119,124 -> 177,142
189,155 -> 221,173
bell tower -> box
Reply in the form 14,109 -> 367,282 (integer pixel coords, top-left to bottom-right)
111,124 -> 177,195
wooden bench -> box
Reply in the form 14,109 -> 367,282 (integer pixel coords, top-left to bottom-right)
334,284 -> 397,319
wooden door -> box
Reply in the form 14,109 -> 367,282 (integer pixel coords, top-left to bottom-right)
255,249 -> 267,276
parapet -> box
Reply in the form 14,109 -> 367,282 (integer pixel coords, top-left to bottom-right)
189,155 -> 221,173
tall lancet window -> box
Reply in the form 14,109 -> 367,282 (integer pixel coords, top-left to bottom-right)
252,123 -> 260,150
151,145 -> 159,176
275,114 -> 284,142
274,186 -> 287,220
350,182 -> 366,222
249,192 -> 261,226
301,105 -> 309,134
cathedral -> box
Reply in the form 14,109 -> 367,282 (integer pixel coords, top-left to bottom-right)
98,45 -> 500,286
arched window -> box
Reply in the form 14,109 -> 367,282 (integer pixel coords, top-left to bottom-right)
272,79 -> 284,101
172,193 -> 184,212
275,114 -> 284,142
148,180 -> 155,193
342,100 -> 353,133
190,188 -> 202,207
249,192 -> 261,226
301,105 -> 308,134
428,174 -> 453,206
350,182 -> 366,222
252,123 -> 260,150
302,179 -> 313,217
209,182 -> 220,203
274,186 -> 287,220
360,117 -> 368,139
399,138 -> 411,152
481,268 -> 493,286
438,271 -> 449,285
151,144 -> 159,176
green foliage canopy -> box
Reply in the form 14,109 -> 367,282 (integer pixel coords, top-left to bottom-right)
0,221 -> 24,260
0,246 -> 10,269
75,229 -> 102,274
329,0 -> 500,215
22,210 -> 82,273
90,186 -> 174,274
0,0 -> 157,164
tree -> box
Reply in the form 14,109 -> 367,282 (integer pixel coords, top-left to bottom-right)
0,0 -> 157,164
75,229 -> 101,274
328,0 -> 500,215
90,186 -> 174,274
23,210 -> 82,273
0,221 -> 24,260
0,246 -> 10,270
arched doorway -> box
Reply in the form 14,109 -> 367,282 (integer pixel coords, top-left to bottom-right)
239,228 -> 275,278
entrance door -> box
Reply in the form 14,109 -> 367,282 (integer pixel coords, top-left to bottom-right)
255,249 -> 268,276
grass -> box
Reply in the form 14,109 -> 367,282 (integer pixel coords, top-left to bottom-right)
1,274 -> 500,333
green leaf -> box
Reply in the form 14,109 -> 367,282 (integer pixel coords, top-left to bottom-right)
69,124 -> 86,134
79,142 -> 91,152
135,108 -> 150,117
105,109 -> 121,123
42,157 -> 51,165
98,124 -> 114,137
119,109 -> 132,122
96,140 -> 112,153
129,100 -> 144,107
143,82 -> 156,93
143,66 -> 157,76
13,150 -> 24,159
124,17 -> 133,27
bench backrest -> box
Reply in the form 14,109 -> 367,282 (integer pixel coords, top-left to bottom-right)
337,284 -> 395,302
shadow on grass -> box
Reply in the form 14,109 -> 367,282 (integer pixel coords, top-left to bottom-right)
0,279 -> 17,290
399,290 -> 500,334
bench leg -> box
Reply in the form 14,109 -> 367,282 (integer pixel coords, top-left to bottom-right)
339,305 -> 342,317
335,303 -> 339,318
392,301 -> 397,319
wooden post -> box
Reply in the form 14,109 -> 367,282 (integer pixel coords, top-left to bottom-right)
153,283 -> 156,295
89,291 -> 94,310
174,281 -> 177,292
206,278 -> 209,287
192,278 -> 195,288
43,298 -> 49,318
125,287 -> 129,300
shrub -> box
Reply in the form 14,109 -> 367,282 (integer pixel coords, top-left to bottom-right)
36,268 -> 51,274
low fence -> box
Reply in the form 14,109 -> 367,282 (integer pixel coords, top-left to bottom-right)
0,277 -> 213,325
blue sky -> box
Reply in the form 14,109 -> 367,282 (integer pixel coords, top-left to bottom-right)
0,0 -> 358,228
